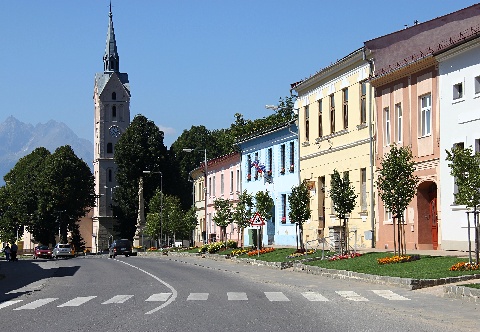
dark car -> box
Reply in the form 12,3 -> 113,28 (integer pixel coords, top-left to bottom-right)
109,239 -> 133,258
34,245 -> 53,259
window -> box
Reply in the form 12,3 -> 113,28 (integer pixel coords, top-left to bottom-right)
247,155 -> 252,179
107,143 -> 113,154
318,99 -> 323,137
475,76 -> 480,94
330,94 -> 335,134
112,106 -> 117,121
220,173 -> 224,195
384,107 -> 390,145
289,142 -> 294,172
343,88 -> 348,129
395,103 -> 402,143
420,94 -> 431,137
475,139 -> 480,153
254,152 -> 259,179
108,169 -> 112,182
281,194 -> 287,223
280,144 -> 286,172
268,148 -> 273,173
360,81 -> 367,124
385,209 -> 393,224
209,177 -> 212,197
213,175 -> 216,196
360,168 -> 367,212
305,105 -> 310,141
236,169 -> 240,191
453,82 -> 463,100
230,170 -> 234,193
112,92 -> 116,100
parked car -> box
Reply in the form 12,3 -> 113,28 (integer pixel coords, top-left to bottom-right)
52,243 -> 74,259
34,245 -> 53,259
109,239 -> 133,258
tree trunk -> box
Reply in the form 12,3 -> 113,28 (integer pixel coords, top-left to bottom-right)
299,223 -> 304,251
393,216 -> 397,256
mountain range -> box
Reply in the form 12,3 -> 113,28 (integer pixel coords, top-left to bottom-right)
0,116 -> 94,185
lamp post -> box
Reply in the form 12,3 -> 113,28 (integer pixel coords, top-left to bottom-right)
143,171 -> 163,248
183,148 -> 208,244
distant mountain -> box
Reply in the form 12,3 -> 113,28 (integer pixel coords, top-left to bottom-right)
0,116 -> 94,185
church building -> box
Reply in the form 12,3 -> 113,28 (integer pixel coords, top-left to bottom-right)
91,5 -> 131,253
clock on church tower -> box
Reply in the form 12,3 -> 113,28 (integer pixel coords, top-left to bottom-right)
92,4 -> 131,253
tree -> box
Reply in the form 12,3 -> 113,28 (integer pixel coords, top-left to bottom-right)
213,198 -> 233,243
161,194 -> 185,245
330,170 -> 357,255
446,145 -> 480,263
114,114 -> 167,240
37,145 -> 95,244
254,190 -> 274,249
376,145 -> 418,256
232,190 -> 254,247
288,180 -> 312,251
182,206 -> 198,246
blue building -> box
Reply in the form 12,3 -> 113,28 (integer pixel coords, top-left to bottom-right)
237,121 -> 299,247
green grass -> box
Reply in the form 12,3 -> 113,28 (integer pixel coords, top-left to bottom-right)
237,248 -> 331,262
304,252 -> 480,279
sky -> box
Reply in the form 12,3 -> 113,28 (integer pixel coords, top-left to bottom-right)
1,0 -> 478,148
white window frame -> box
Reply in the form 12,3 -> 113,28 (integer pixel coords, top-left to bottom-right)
419,94 -> 431,137
453,82 -> 463,100
395,103 -> 402,143
384,107 -> 390,146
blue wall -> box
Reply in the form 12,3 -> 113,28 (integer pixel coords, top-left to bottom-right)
238,123 -> 299,247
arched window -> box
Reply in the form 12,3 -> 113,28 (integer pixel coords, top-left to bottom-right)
107,143 -> 113,154
112,106 -> 117,121
112,92 -> 116,100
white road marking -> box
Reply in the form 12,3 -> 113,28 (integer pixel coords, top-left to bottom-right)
265,292 -> 290,302
372,290 -> 410,300
6,280 -> 46,294
187,293 -> 209,301
102,295 -> 133,304
227,292 -> 248,300
0,300 -> 23,309
146,293 -> 171,301
58,296 -> 97,307
301,292 -> 330,301
13,298 -> 57,310
336,291 -> 369,301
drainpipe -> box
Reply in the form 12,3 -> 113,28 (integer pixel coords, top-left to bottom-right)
363,48 -> 376,248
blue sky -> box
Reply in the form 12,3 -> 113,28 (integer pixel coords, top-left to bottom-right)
0,0 -> 478,148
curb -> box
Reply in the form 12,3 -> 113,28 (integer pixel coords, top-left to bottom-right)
144,251 -> 480,291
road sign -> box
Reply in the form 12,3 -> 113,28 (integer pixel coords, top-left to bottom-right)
250,212 -> 265,226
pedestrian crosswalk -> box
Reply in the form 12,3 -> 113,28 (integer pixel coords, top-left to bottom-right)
1,289 -> 410,311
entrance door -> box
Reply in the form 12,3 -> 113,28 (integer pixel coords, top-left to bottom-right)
429,197 -> 438,250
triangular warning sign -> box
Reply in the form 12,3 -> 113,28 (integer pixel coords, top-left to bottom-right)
250,212 -> 265,226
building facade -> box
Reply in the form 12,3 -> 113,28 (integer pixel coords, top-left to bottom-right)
237,122 -> 299,247
437,37 -> 480,251
293,48 -> 376,251
92,6 -> 131,253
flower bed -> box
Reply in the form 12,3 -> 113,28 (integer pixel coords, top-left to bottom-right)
449,261 -> 480,271
287,249 -> 316,259
247,247 -> 275,256
377,254 -> 420,265
328,252 -> 362,261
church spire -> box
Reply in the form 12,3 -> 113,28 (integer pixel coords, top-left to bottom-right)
103,1 -> 120,72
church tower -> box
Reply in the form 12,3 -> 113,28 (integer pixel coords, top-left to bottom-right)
92,4 -> 130,253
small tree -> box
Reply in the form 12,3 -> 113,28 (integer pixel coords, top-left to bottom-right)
254,190 -> 274,249
288,180 -> 311,251
330,170 -> 357,255
232,190 -> 254,247
213,198 -> 233,244
376,145 -> 418,256
446,145 -> 480,263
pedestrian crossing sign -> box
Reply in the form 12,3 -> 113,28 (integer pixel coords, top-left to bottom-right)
250,212 -> 265,226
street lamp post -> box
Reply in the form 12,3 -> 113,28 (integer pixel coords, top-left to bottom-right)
183,148 -> 208,245
143,171 -> 163,248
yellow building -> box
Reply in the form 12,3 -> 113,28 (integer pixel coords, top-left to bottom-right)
292,48 -> 376,250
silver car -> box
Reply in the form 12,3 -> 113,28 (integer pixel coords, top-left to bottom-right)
52,243 -> 74,259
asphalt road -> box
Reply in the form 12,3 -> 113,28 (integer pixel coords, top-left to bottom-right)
0,255 -> 478,332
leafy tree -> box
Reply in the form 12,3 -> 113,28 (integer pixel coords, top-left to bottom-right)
330,169 -> 357,255
288,180 -> 312,251
182,206 -> 198,246
145,188 -> 163,247
376,145 -> 418,256
114,114 -> 167,240
254,190 -> 274,249
213,198 -> 233,243
446,145 -> 480,263
161,194 -> 185,244
0,186 -> 18,243
232,190 -> 254,247
37,145 -> 95,244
